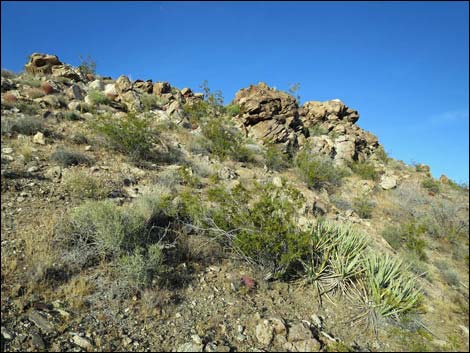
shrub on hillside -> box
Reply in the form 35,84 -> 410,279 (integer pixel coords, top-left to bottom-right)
50,148 -> 93,167
92,113 -> 158,161
348,160 -> 379,181
87,89 -> 110,105
421,178 -> 440,194
295,149 -> 348,190
352,194 -> 375,219
264,143 -> 292,171
61,169 -> 110,199
1,115 -> 44,136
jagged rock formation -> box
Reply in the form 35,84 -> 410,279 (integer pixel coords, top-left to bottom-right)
233,82 -> 380,164
232,82 -> 304,151
24,53 -> 62,75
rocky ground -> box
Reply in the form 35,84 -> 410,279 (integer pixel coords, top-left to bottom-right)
1,53 -> 469,352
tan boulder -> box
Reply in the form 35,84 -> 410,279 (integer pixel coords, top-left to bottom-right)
24,53 -> 62,75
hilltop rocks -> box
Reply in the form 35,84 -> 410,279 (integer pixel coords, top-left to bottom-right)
24,53 -> 62,75
232,82 -> 304,150
300,99 -> 379,164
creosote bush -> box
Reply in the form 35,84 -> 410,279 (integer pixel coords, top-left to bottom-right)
421,178 -> 440,194
1,115 -> 44,136
348,160 -> 379,181
295,149 -> 349,190
92,113 -> 159,161
51,148 -> 93,167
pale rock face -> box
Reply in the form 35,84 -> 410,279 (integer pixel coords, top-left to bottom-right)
115,75 -> 133,94
380,174 -> 398,190
89,79 -> 104,91
24,53 -> 62,75
104,83 -> 118,98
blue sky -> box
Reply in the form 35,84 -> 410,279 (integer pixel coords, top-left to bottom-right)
2,1 -> 469,183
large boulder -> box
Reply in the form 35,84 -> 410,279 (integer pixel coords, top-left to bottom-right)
300,99 -> 379,164
24,53 -> 62,75
232,82 -> 304,150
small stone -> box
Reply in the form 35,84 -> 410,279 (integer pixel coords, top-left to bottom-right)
84,145 -> 92,151
272,176 -> 283,188
28,310 -> 55,334
288,322 -> 312,342
176,342 -> 203,352
1,326 -> 13,340
27,166 -> 39,173
191,334 -> 203,345
380,174 -> 397,190
2,147 -> 13,154
30,333 -> 45,350
33,132 -> 46,145
255,319 -> 274,346
269,317 -> 287,336
73,335 -> 93,350
45,166 -> 62,181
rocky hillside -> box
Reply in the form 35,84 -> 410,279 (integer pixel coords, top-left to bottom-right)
1,53 -> 469,352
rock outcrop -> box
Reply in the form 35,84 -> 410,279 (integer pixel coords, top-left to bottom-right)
232,82 -> 304,151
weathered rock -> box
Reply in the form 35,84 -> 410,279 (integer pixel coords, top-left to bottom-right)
255,319 -> 274,346
439,174 -> 450,184
176,342 -> 204,352
51,65 -> 83,81
380,174 -> 397,190
30,333 -> 46,350
1,326 -> 13,340
33,132 -> 46,145
181,87 -> 193,97
66,85 -> 84,100
153,81 -> 171,95
232,82 -> 303,150
24,53 -> 62,75
301,99 -> 359,126
120,90 -> 143,112
218,167 -> 238,180
89,79 -> 104,91
104,83 -> 118,99
287,322 -> 312,342
28,310 -> 55,334
1,78 -> 16,92
45,166 -> 62,181
133,80 -> 153,93
115,75 -> 133,94
72,335 -> 93,351
284,338 -> 321,352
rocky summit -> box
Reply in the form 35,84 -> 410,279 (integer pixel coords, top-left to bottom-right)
1,53 -> 469,352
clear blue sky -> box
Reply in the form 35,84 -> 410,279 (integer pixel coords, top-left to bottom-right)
2,1 -> 469,183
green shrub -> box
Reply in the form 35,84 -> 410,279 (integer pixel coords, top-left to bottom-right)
296,150 -> 348,190
62,169 -> 110,199
225,104 -> 241,117
440,268 -> 460,287
64,111 -> 81,121
352,195 -> 375,219
375,146 -> 389,164
78,55 -> 97,76
17,74 -> 41,87
308,124 -> 329,137
51,148 -> 93,167
87,89 -> 110,105
1,115 -> 44,136
118,244 -> 163,289
92,113 -> 158,161
348,160 -> 379,181
421,178 -> 440,193
425,199 -> 468,240
382,221 -> 427,261
264,143 -> 291,171
141,93 -> 164,111
201,118 -> 255,162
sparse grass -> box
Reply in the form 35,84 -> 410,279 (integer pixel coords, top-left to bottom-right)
25,87 -> 45,99
50,148 -> 93,167
352,194 -> 375,219
1,115 -> 44,136
264,143 -> 291,171
92,113 -> 159,161
375,145 -> 389,164
330,195 -> 352,211
225,103 -> 241,117
348,160 -> 379,181
17,74 -> 41,87
87,89 -> 110,105
118,244 -> 163,289
382,221 -> 427,261
308,124 -> 329,136
295,149 -> 349,190
64,111 -> 81,121
421,178 -> 440,194
141,93 -> 165,111
61,169 -> 110,199
12,139 -> 36,162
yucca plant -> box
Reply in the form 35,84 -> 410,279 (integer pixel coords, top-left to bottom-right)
327,225 -> 368,295
350,253 -> 422,335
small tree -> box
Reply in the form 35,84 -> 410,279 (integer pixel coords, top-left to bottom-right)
78,55 -> 97,76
